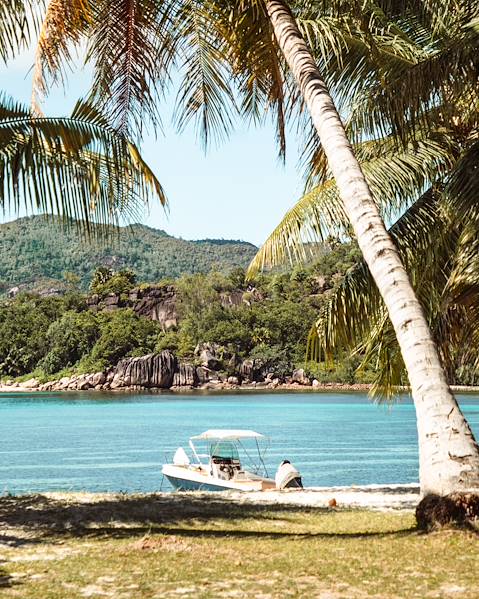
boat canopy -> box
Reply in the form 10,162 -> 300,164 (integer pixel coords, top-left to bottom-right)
190,429 -> 265,441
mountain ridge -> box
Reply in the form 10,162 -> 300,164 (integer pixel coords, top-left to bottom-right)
0,215 -> 258,292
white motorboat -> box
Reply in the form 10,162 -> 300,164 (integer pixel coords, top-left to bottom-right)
162,429 -> 302,492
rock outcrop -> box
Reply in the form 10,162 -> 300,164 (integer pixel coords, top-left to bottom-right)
86,285 -> 178,331
291,368 -> 311,386
195,343 -> 224,370
172,363 -> 198,387
130,286 -> 177,330
4,345 -> 317,393
110,351 -> 177,389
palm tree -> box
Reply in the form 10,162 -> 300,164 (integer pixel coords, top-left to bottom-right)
0,0 -> 165,229
250,1 -> 479,496
29,0 -> 479,496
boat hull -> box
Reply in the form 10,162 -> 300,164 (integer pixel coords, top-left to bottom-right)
164,475 -> 233,492
162,464 -> 275,492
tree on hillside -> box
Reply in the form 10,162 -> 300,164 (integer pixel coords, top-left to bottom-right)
31,0 -> 479,502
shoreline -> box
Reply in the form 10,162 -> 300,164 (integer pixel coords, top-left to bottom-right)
5,483 -> 421,511
1,381 -> 479,394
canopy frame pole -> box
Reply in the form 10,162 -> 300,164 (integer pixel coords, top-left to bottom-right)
189,439 -> 203,465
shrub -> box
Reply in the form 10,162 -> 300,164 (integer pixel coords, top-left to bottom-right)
88,309 -> 160,367
39,311 -> 100,374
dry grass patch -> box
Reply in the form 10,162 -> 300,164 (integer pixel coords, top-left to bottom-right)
0,493 -> 477,598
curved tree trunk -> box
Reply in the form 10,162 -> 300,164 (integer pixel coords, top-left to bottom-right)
265,0 -> 479,495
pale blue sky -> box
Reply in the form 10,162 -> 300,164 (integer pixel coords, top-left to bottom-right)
0,49 -> 305,246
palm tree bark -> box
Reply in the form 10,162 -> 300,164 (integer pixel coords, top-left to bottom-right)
265,0 -> 479,495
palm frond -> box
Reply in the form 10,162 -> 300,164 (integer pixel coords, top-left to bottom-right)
230,2 -> 289,158
0,0 -> 45,63
0,95 -> 166,232
249,129 -> 457,275
32,0 -> 91,113
444,137 -> 479,225
173,0 -> 237,148
308,188 -> 453,399
87,0 -> 175,137
344,15 -> 479,143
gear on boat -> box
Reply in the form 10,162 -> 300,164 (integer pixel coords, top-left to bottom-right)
211,455 -> 240,480
275,460 -> 303,489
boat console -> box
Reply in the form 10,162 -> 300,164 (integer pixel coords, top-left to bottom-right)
210,440 -> 242,480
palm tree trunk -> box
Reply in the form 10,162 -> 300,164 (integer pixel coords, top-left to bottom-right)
265,0 -> 479,495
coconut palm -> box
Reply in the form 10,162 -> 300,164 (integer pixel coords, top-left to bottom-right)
30,0 -> 479,496
250,1 -> 479,495
0,0 -> 165,229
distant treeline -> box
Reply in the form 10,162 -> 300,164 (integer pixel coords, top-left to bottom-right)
3,236 -> 478,387
0,215 -> 258,293
0,240 -> 379,384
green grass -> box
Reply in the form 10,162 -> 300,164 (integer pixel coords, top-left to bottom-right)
0,493 -> 478,598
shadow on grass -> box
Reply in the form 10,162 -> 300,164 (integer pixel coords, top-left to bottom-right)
0,493 -> 417,545
0,565 -> 16,589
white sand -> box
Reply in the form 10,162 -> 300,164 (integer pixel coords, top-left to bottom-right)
42,483 -> 420,511
226,483 -> 420,510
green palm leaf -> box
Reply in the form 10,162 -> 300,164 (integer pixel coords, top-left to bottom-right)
248,128 -> 457,275
308,188 -> 453,398
0,96 -> 166,231
173,0 -> 237,148
0,0 -> 45,63
32,0 -> 91,112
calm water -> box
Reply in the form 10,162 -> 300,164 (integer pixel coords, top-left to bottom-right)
1,391 -> 479,494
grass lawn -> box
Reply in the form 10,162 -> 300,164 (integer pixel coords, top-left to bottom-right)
0,493 -> 478,598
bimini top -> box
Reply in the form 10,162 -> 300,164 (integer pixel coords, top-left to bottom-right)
190,429 -> 265,441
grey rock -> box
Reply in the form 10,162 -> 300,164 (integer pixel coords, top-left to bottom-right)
111,351 -> 177,389
58,376 -> 71,390
196,366 -> 212,384
173,363 -> 198,387
104,293 -> 120,311
239,359 -> 267,382
19,378 -> 39,389
195,342 -> 223,370
240,359 -> 254,380
292,368 -> 311,385
131,285 -> 178,330
90,372 -> 106,386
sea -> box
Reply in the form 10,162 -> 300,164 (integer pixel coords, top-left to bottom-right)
1,391 -> 479,494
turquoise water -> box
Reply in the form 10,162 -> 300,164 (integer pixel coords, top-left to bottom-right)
1,391 -> 479,494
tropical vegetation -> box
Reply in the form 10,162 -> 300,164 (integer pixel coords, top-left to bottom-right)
250,0 -> 479,496
0,1 -> 165,229
0,242 -> 369,382
2,0 -> 479,502
0,215 -> 257,292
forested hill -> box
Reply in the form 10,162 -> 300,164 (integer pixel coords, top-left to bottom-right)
0,216 -> 258,291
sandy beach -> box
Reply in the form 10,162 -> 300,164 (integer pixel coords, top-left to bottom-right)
31,483 -> 420,512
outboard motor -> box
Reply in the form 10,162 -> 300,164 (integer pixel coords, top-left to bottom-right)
275,460 -> 303,489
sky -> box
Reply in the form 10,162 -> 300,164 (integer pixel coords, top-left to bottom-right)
0,48 -> 306,246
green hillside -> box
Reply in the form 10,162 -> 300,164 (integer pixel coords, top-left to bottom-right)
0,216 -> 258,291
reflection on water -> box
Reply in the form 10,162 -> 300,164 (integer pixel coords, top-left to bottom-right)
1,391 -> 478,493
